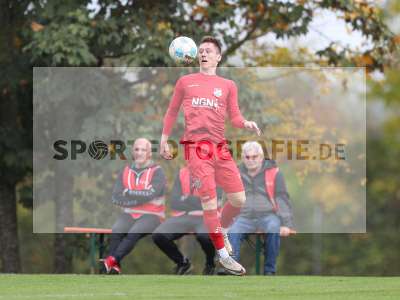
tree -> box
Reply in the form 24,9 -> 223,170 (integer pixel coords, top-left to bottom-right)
27,1 -> 396,70
0,0 -> 33,272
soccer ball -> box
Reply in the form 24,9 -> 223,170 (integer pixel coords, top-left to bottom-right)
169,36 -> 197,64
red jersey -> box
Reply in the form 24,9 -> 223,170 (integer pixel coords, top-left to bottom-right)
162,72 -> 245,143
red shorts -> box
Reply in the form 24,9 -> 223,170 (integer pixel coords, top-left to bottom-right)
185,141 -> 244,201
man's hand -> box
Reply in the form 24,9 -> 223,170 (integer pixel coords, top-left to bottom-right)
160,134 -> 173,160
280,226 -> 296,237
244,120 -> 261,136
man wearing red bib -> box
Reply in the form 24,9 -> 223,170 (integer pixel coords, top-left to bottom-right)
102,138 -> 166,274
152,166 -> 222,275
160,36 -> 261,275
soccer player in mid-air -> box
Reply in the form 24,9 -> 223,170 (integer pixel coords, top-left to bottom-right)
160,36 -> 261,275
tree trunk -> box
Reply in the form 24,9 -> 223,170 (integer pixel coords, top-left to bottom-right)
0,0 -> 31,275
53,165 -> 74,273
54,234 -> 73,273
0,184 -> 21,273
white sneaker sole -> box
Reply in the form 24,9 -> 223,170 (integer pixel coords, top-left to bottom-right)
220,266 -> 246,276
219,259 -> 246,276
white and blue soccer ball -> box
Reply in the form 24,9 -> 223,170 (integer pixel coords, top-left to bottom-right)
169,36 -> 197,64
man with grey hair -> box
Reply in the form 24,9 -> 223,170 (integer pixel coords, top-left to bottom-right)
227,141 -> 295,275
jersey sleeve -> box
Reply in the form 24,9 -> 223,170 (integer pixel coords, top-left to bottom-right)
162,77 -> 184,136
227,80 -> 245,128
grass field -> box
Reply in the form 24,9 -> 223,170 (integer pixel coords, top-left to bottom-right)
0,275 -> 399,300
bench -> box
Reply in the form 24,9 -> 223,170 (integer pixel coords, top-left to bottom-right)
64,227 -> 112,273
64,227 -> 295,274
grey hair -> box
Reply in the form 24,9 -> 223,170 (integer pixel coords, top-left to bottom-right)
241,141 -> 264,157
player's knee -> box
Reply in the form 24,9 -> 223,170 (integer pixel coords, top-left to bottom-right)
226,191 -> 246,207
200,196 -> 218,210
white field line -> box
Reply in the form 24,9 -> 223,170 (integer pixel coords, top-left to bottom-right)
0,293 -> 128,299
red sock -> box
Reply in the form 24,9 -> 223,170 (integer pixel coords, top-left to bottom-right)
220,201 -> 242,228
203,209 -> 224,250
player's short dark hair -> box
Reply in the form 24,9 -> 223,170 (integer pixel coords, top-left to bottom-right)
200,36 -> 222,54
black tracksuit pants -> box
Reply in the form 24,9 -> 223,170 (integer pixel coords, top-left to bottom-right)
152,214 -> 215,266
109,213 -> 161,263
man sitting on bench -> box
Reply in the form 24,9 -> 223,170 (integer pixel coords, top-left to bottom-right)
152,166 -> 223,275
101,138 -> 166,274
227,141 -> 295,275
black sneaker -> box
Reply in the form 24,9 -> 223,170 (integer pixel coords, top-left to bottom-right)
202,264 -> 215,275
174,258 -> 193,275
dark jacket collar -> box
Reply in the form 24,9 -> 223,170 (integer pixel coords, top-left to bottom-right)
239,159 -> 277,176
129,161 -> 156,172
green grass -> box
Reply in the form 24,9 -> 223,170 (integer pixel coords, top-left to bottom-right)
0,275 -> 399,300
